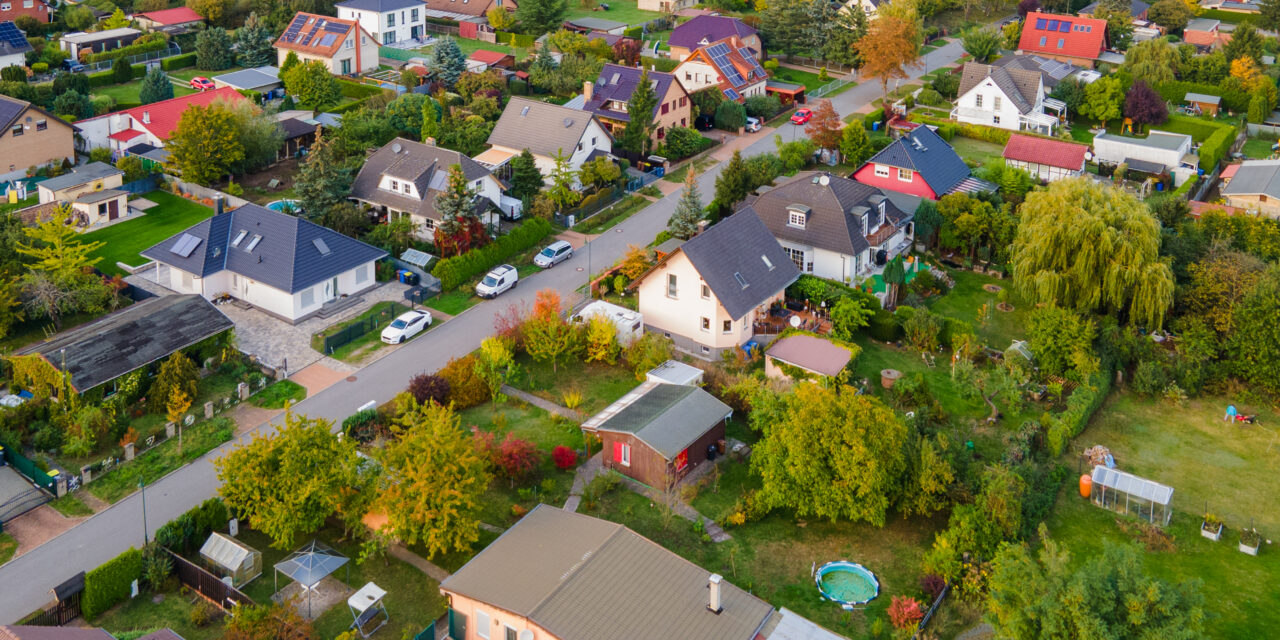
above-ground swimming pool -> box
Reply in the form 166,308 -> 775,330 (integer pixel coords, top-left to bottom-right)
816,561 -> 880,608
266,199 -> 302,214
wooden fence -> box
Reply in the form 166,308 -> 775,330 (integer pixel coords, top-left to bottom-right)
167,549 -> 255,610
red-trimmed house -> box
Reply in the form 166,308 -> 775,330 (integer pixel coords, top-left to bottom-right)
273,12 -> 379,75
74,87 -> 247,157
673,36 -> 768,103
0,0 -> 52,24
1001,134 -> 1088,182
852,126 -> 989,200
1017,11 -> 1107,68
132,6 -> 204,31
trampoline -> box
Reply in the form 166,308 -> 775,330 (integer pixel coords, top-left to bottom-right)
815,561 -> 879,609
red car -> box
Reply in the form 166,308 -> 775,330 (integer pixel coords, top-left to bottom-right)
190,77 -> 215,91
790,108 -> 813,125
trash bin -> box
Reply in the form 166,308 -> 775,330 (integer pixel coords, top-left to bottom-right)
706,444 -> 717,461
404,271 -> 420,286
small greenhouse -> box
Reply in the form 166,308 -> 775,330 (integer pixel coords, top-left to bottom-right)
1089,465 -> 1174,526
200,532 -> 263,588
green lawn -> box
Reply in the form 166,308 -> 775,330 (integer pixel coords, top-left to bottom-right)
87,417 -> 235,504
925,268 -> 1030,349
511,353 -> 639,415
426,288 -> 481,316
84,191 -> 214,276
249,380 -> 307,409
1242,136 -> 1275,160
93,81 -> 195,106
565,0 -> 663,26
49,493 -> 94,518
429,38 -> 532,62
949,135 -> 1006,169
93,585 -> 225,640
0,194 -> 37,215
664,155 -> 717,183
1043,392 -> 1280,639
0,533 -> 15,565
310,301 -> 410,362
769,66 -> 830,93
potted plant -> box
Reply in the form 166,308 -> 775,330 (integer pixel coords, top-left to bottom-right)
1240,528 -> 1262,556
1201,514 -> 1224,541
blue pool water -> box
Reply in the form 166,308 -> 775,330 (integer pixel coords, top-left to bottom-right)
266,199 -> 302,213
816,561 -> 879,608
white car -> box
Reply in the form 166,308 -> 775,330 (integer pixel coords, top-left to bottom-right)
381,309 -> 432,344
534,240 -> 574,268
476,264 -> 518,298
745,116 -> 762,132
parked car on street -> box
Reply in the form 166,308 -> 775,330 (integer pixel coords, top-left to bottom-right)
790,108 -> 813,125
534,240 -> 574,268
381,309 -> 432,344
190,77 -> 215,91
476,264 -> 519,298
745,116 -> 762,132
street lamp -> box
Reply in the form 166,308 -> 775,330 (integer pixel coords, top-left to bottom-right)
139,479 -> 148,544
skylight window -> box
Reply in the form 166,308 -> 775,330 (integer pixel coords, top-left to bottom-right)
761,255 -> 774,270
734,272 -> 748,289
313,237 -> 331,256
245,234 -> 263,252
232,230 -> 247,246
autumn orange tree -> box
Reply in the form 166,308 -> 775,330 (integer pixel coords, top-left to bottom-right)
855,16 -> 921,115
522,289 -> 582,372
804,99 -> 844,150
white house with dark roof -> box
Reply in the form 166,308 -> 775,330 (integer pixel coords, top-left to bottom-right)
476,97 -> 612,187
335,0 -> 425,45
1221,159 -> 1280,217
351,137 -> 509,239
631,209 -> 801,360
738,171 -> 917,284
951,62 -> 1063,133
140,203 -> 387,323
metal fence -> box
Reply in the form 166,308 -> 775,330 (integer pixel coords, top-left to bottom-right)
917,583 -> 949,633
167,549 -> 255,610
3,446 -> 56,490
559,185 -> 625,227
413,623 -> 436,640
318,301 -> 405,355
19,590 -> 81,626
812,77 -> 854,98
0,486 -> 50,525
83,44 -> 183,73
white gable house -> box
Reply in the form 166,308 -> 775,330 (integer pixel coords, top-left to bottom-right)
951,62 -> 1064,134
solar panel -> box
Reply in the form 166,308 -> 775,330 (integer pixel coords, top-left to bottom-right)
1035,18 -> 1047,29
1058,21 -> 1070,32
1046,19 -> 1058,29
325,21 -> 349,32
0,22 -> 27,49
723,88 -> 740,100
301,30 -> 316,46
312,237 -> 331,256
318,33 -> 337,47
282,15 -> 306,43
169,233 -> 202,257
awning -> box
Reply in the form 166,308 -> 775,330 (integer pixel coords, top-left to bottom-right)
109,129 -> 145,142
765,79 -> 805,95
1122,157 -> 1167,175
274,540 -> 347,589
472,147 -> 518,168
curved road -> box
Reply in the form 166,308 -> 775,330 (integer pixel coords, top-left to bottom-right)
0,37 -> 966,623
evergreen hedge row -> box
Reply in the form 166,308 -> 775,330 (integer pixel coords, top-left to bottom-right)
85,37 -> 168,63
154,497 -> 228,554
161,53 -> 197,71
433,217 -> 553,291
82,547 -> 143,619
1046,369 -> 1112,456
1198,125 -> 1237,172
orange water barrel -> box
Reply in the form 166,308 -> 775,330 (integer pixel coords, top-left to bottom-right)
1079,474 -> 1092,498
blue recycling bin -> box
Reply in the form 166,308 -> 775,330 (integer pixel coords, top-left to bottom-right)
872,121 -> 881,131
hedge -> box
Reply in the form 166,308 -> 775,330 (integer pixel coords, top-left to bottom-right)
1198,125 -> 1236,171
87,70 -> 117,88
154,497 -> 227,555
1198,7 -> 1256,23
907,112 -> 1013,144
511,33 -> 535,47
338,78 -> 386,98
864,108 -> 885,129
1153,80 -> 1248,114
624,26 -> 643,38
1159,113 -> 1233,143
325,97 -> 372,114
85,37 -> 168,63
161,53 -> 196,71
868,308 -> 901,342
82,547 -> 143,619
1046,369 -> 1112,456
1172,174 -> 1199,197
433,217 -> 554,290
494,31 -> 514,44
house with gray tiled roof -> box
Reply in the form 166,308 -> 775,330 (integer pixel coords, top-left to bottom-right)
852,125 -> 991,200
140,203 -> 387,323
581,64 -> 692,146
476,97 -> 612,187
351,137 -> 509,239
951,62 -> 1063,134
738,171 -> 918,283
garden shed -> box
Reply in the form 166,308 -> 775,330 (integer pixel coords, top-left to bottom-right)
200,532 -> 262,588
1089,465 -> 1174,526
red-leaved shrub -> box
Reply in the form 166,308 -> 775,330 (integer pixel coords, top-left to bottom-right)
552,445 -> 578,471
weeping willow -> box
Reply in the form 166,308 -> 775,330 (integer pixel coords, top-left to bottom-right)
1011,178 -> 1174,329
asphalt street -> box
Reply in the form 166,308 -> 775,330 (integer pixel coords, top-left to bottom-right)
0,37 -> 966,623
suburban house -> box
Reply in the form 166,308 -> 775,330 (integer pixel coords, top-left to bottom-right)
951,62 -> 1064,133
666,15 -> 761,61
36,161 -> 123,204
988,53 -> 1086,91
476,97 -> 612,186
581,380 -> 732,486
1017,11 -> 1108,68
350,137 -> 508,238
420,0 -> 515,20
59,28 -> 141,60
335,0 -> 425,45
1184,18 -> 1231,51
274,12 -> 378,75
853,125 -> 988,200
1220,159 -> 1280,217
0,94 -> 76,181
582,64 -> 692,146
1091,130 -> 1197,185
632,209 -> 800,359
765,333 -> 854,381
842,0 -> 890,19
140,203 -> 388,323
1078,0 -> 1148,19
673,37 -> 768,102
12,294 -> 233,396
75,87 -> 247,156
1001,133 -> 1088,182
131,7 -> 204,31
439,505 -> 814,640
0,0 -> 51,24
0,21 -> 33,68
739,171 -> 918,283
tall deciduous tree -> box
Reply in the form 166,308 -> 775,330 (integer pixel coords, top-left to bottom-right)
987,529 -> 1206,639
516,0 -> 569,36
281,60 -> 342,110
1011,178 -> 1174,329
1229,264 -> 1280,394
372,399 -> 491,555
667,169 -> 704,239
584,314 -> 620,364
839,120 -> 874,166
429,37 -> 467,89
195,27 -> 235,71
751,385 -> 909,525
473,336 -> 516,400
229,100 -> 285,175
805,99 -> 843,150
1079,76 -> 1123,127
138,65 -> 173,104
961,27 -> 1001,62
17,217 -> 103,281
1183,245 -> 1265,335
1148,0 -> 1194,31
167,101 -> 244,185
522,289 -> 581,372
1121,38 -> 1178,85
148,351 -> 198,414
856,16 -> 920,110
1124,80 -> 1168,132
217,412 -> 363,549
486,6 -> 515,30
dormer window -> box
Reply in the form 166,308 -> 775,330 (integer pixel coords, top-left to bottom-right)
389,179 -> 399,191
787,209 -> 806,228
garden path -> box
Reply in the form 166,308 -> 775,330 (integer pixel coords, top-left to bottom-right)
388,543 -> 451,583
564,452 -> 605,513
499,385 -> 585,422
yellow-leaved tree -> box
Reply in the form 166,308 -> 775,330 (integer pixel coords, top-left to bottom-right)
583,314 -> 620,364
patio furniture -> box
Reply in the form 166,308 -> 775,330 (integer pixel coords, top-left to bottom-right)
347,582 -> 389,638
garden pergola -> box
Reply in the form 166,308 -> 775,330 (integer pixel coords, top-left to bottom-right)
1090,465 -> 1174,526
273,540 -> 349,617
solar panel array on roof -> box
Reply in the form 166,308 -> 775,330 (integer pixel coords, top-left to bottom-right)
318,33 -> 337,47
169,233 -> 202,257
1058,21 -> 1070,32
1036,18 -> 1047,29
282,14 -> 306,42
325,20 -> 348,32
0,21 -> 26,50
723,88 -> 739,100
706,42 -> 745,86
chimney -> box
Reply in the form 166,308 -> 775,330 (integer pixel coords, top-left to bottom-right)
707,574 -> 723,614
583,81 -> 594,101
142,111 -> 150,124
424,137 -> 436,146
214,194 -> 224,215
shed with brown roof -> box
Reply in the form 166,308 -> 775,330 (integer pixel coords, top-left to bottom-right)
765,334 -> 854,379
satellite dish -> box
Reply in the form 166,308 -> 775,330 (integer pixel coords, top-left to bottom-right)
392,142 -> 403,153
819,175 -> 830,186
519,631 -> 534,640
789,315 -> 802,328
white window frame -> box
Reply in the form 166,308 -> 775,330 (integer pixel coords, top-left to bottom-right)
787,210 -> 805,228
619,443 -> 631,466
700,317 -> 710,332
974,94 -> 983,108
874,164 -> 890,178
722,319 -> 732,334
701,283 -> 710,299
667,274 -> 678,297
476,611 -> 491,639
389,179 -> 398,190
993,95 -> 1002,111
898,168 -> 913,182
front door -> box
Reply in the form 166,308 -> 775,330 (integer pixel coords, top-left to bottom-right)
328,276 -> 339,301
107,199 -> 119,220
340,58 -> 352,75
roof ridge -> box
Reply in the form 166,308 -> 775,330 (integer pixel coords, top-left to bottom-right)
527,519 -> 628,621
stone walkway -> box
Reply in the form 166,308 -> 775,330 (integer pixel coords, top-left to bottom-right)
563,452 -> 604,513
500,385 -> 585,421
389,543 -> 451,582
956,623 -> 994,640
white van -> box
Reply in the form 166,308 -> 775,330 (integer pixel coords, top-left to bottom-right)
476,264 -> 519,298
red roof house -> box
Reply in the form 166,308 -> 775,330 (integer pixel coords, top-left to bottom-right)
0,0 -> 52,23
1184,18 -> 1231,50
133,6 -> 204,29
1017,12 -> 1107,67
76,87 -> 247,154
1001,134 -> 1088,182
469,49 -> 515,69
273,12 -> 379,75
